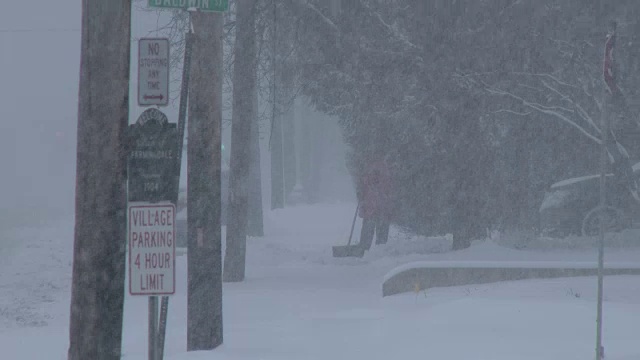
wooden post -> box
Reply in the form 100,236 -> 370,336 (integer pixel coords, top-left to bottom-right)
68,1 -> 131,360
187,11 -> 224,350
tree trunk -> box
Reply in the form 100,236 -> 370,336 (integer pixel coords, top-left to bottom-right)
299,104 -> 312,203
309,113 -> 325,202
224,0 -> 258,282
247,84 -> 264,236
68,1 -> 130,360
187,11 -> 224,351
515,120 -> 532,229
282,70 -> 297,198
271,113 -> 285,208
450,171 -> 473,251
270,2 -> 296,209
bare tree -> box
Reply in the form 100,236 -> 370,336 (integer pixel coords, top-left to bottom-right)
247,79 -> 264,236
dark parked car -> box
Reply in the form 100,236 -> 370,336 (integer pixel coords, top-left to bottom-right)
539,162 -> 640,237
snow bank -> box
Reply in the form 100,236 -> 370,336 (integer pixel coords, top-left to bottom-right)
2,202 -> 640,360
383,260 -> 640,284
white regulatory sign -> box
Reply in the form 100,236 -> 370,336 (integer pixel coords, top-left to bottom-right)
138,38 -> 169,107
129,203 -> 176,296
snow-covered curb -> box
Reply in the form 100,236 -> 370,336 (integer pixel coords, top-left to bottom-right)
382,260 -> 640,297
382,260 -> 640,283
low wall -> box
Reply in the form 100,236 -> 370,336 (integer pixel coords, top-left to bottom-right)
382,261 -> 640,297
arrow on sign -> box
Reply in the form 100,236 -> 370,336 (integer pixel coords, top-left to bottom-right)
144,95 -> 165,101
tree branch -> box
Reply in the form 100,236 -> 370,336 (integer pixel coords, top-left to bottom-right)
483,82 -> 602,145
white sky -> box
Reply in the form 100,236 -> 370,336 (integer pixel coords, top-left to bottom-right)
0,1 -> 81,219
0,2 -> 184,220
0,2 -> 351,223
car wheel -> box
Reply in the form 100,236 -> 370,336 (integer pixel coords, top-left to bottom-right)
581,205 -> 627,237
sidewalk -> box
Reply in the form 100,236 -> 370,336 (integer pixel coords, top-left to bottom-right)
0,203 -> 639,359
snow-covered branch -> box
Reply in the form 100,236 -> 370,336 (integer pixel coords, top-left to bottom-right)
360,1 -> 422,52
539,79 -> 601,135
295,0 -> 339,33
483,82 -> 602,145
492,109 -> 532,117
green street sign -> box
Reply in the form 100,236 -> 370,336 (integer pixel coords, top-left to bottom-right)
148,0 -> 228,12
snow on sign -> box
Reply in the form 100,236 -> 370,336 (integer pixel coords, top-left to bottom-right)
129,203 -> 176,296
138,38 -> 169,107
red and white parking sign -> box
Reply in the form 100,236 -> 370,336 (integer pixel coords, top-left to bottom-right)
129,203 -> 176,296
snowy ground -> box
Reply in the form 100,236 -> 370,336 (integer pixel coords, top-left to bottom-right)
1,202 -> 639,360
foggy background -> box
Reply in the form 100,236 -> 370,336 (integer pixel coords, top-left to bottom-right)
0,1 -> 352,229
0,2 -> 80,227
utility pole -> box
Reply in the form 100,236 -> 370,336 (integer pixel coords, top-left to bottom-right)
224,0 -> 258,282
68,1 -> 131,360
187,11 -> 224,350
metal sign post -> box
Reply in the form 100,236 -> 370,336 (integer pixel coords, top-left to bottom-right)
596,22 -> 617,360
128,108 -> 179,360
149,297 -> 159,360
596,101 -> 607,360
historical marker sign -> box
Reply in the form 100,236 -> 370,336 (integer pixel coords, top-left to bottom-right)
128,108 -> 179,203
148,0 -> 229,12
138,38 -> 169,107
129,203 -> 176,295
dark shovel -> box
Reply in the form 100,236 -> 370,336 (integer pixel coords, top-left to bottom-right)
332,203 -> 365,258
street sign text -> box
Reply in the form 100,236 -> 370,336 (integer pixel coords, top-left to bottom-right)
129,204 -> 176,296
127,108 -> 179,203
138,38 -> 169,107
